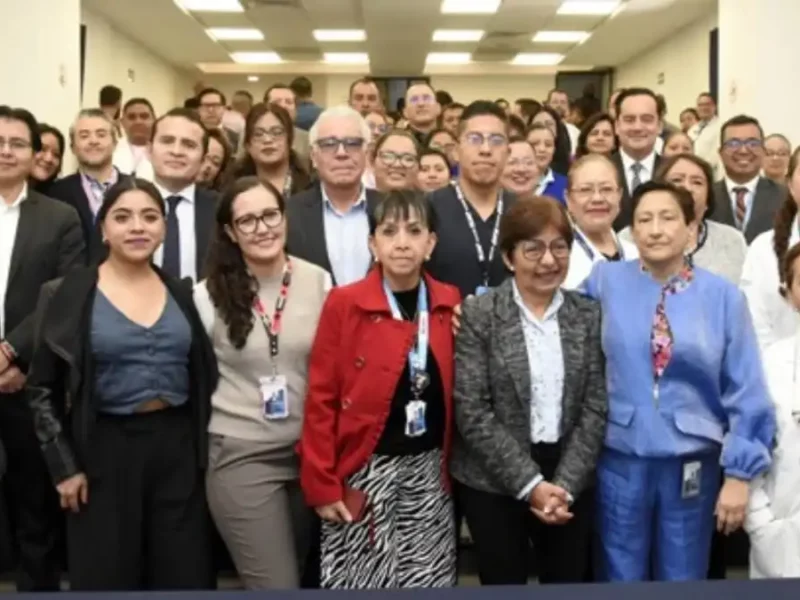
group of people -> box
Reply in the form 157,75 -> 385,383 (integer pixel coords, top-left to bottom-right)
0,72 -> 797,593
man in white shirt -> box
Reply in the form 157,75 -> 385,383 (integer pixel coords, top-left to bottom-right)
148,108 -> 217,281
113,97 -> 155,180
546,88 -> 580,155
610,88 -> 663,230
690,92 -> 721,179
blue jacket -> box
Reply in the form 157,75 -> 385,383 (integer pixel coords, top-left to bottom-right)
296,101 -> 323,131
540,170 -> 568,204
582,260 -> 775,481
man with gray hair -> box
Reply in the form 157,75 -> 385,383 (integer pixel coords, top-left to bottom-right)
49,108 -> 124,251
286,105 -> 381,287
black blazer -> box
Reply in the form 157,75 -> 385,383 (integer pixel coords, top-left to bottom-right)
285,183 -> 381,285
26,266 -> 218,485
709,177 -> 786,244
3,191 -> 85,369
611,151 -> 662,231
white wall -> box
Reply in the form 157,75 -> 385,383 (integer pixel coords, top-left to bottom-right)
614,11 -> 718,118
81,7 -> 193,115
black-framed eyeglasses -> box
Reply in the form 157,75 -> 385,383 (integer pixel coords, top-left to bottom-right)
0,138 -> 32,151
722,138 -> 762,152
377,150 -> 417,168
233,210 -> 284,234
519,238 -> 571,262
316,136 -> 365,154
252,126 -> 286,141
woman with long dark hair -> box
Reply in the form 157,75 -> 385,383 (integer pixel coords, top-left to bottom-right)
530,106 -> 571,174
197,128 -> 233,191
232,103 -> 311,197
27,178 -> 217,590
196,176 -> 330,588
30,123 -> 64,193
575,113 -> 617,159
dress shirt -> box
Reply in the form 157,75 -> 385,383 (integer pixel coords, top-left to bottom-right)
725,174 -> 760,230
0,184 -> 27,338
565,122 -> 580,156
80,168 -> 120,217
690,117 -> 721,179
321,185 -> 371,286
620,148 -> 657,193
512,281 -> 566,501
152,182 -> 197,281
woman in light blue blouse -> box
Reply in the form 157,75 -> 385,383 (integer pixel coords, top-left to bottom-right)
582,180 -> 775,582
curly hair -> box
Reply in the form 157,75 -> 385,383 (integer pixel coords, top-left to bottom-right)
773,146 -> 800,282
205,176 -> 286,349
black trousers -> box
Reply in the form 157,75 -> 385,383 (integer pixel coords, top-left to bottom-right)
459,442 -> 593,585
0,391 -> 61,591
67,407 -> 213,591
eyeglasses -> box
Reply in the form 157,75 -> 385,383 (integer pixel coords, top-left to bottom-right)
199,102 -> 224,110
766,150 -> 790,158
519,238 -> 570,262
570,185 -> 619,199
233,210 -> 284,234
316,136 -> 365,154
0,138 -> 32,151
463,132 -> 507,148
408,94 -> 435,105
369,123 -> 390,136
507,158 -> 536,168
252,126 -> 286,141
377,151 -> 417,168
722,138 -> 762,152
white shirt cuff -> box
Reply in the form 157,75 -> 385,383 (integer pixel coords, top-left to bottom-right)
517,474 -> 544,501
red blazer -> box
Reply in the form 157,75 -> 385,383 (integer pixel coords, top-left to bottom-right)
298,267 -> 460,508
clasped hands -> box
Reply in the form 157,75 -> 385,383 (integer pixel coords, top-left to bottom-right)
0,349 -> 25,394
530,481 -> 573,525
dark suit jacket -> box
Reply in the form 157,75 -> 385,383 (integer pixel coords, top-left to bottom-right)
709,177 -> 785,244
3,191 -> 86,369
611,151 -> 662,231
450,280 -> 608,499
285,183 -> 381,285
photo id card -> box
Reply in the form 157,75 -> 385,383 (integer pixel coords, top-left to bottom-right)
405,400 -> 427,438
681,460 -> 701,499
259,375 -> 289,421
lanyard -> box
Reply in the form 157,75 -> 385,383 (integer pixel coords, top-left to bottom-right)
572,228 -> 625,262
686,220 -> 709,265
253,260 -> 293,370
451,182 -> 503,286
383,278 -> 429,397
283,173 -> 293,199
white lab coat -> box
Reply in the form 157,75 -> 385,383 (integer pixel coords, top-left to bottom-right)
740,224 -> 800,353
563,228 -> 639,290
746,334 -> 800,578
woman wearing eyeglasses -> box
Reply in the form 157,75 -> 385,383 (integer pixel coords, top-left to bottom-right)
195,177 -> 332,589
452,196 -> 607,585
563,154 -> 638,289
371,130 -> 420,192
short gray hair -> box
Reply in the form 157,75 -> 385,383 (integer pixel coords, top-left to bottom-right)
309,105 -> 371,146
69,108 -> 117,144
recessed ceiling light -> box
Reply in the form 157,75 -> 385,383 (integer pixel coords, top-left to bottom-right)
313,30 -> 367,42
207,28 -> 264,41
230,52 -> 283,64
511,52 -> 564,65
533,30 -> 590,43
556,1 -> 620,15
173,0 -> 243,12
441,0 -> 501,14
247,75 -> 259,82
323,52 -> 370,64
426,52 -> 473,64
433,30 -> 485,42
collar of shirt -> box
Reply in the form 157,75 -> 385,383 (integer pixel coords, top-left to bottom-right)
535,169 -> 556,195
725,174 -> 759,197
0,182 -> 27,210
154,182 -> 196,204
620,148 -> 657,177
511,279 -> 564,325
321,184 -> 367,215
80,167 -> 120,188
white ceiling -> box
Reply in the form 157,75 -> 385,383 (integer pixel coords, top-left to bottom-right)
83,0 -> 716,76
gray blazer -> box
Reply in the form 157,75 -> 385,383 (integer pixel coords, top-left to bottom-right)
710,177 -> 785,244
450,279 -> 608,499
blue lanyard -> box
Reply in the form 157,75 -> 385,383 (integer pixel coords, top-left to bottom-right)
383,279 -> 429,391
572,228 -> 625,261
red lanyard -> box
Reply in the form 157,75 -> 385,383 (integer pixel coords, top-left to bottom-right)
253,260 -> 292,362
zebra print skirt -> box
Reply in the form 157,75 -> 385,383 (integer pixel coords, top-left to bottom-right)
320,449 -> 457,589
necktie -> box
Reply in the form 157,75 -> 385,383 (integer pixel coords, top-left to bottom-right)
733,187 -> 748,230
162,195 -> 182,278
631,162 -> 644,193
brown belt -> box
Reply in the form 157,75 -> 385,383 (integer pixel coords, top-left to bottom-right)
134,399 -> 171,414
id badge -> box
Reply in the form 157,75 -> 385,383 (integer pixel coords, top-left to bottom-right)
259,375 -> 289,420
405,400 -> 427,438
475,285 -> 489,296
681,460 -> 701,499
